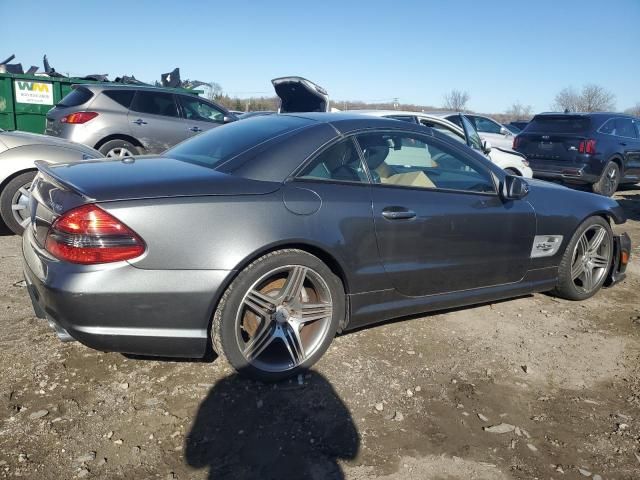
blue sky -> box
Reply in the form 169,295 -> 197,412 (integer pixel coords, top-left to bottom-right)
1,0 -> 638,113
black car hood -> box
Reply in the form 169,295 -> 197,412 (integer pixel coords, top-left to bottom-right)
36,156 -> 280,202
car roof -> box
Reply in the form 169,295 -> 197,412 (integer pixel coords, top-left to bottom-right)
280,112 -> 433,135
77,83 -> 200,95
534,111 -> 636,119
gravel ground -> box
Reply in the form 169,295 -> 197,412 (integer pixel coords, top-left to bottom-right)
0,188 -> 639,480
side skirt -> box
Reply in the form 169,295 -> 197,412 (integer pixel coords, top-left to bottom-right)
345,267 -> 558,331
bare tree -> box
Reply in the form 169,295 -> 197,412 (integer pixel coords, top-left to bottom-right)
443,90 -> 470,112
579,84 -> 615,112
553,84 -> 615,112
206,82 -> 224,101
504,102 -> 532,121
624,103 -> 640,117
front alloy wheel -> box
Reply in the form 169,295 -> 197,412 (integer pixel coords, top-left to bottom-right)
554,216 -> 613,300
212,249 -> 344,381
569,224 -> 612,294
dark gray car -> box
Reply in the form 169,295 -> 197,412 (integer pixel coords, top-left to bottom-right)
45,84 -> 236,157
23,113 -> 630,381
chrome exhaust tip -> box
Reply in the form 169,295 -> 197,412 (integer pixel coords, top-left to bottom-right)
47,319 -> 75,343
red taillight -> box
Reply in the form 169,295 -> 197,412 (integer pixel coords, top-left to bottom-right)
578,139 -> 596,155
45,204 -> 145,264
60,112 -> 98,124
513,136 -> 522,149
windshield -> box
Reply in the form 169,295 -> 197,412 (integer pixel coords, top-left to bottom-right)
165,115 -> 314,169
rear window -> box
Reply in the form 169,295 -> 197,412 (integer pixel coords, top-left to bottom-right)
103,90 -> 135,108
57,87 -> 93,107
165,115 -> 314,170
525,116 -> 591,134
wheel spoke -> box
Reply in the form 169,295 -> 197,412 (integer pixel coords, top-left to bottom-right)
582,266 -> 594,291
281,323 -> 305,366
297,303 -> 332,325
578,234 -> 589,255
11,203 -> 27,211
279,266 -> 307,303
588,228 -> 606,253
591,254 -> 609,268
243,318 -> 275,360
244,289 -> 277,318
571,260 -> 584,280
18,186 -> 31,197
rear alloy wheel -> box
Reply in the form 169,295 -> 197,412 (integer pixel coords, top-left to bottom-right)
98,139 -> 140,158
212,249 -> 344,381
592,161 -> 620,197
553,216 -> 613,300
0,171 -> 36,235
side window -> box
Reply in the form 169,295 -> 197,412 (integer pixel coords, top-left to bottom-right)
298,138 -> 368,183
419,119 -> 465,144
178,96 -> 225,123
474,116 -> 502,134
356,132 -> 495,193
446,115 -> 463,128
615,118 -> 638,138
130,91 -> 179,117
599,118 -> 615,135
460,115 -> 484,151
103,90 -> 135,108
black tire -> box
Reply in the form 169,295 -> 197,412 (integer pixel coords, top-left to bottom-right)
98,139 -> 140,158
553,216 -> 613,301
591,161 -> 620,197
211,249 -> 345,381
0,171 -> 37,235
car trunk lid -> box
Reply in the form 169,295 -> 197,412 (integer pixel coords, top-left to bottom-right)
35,156 -> 280,202
28,157 -> 280,247
272,76 -> 329,113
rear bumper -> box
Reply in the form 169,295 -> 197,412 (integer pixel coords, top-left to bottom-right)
22,230 -> 232,358
605,232 -> 631,287
531,164 -> 599,184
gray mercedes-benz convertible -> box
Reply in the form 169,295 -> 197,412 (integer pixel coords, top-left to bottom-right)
23,113 -> 630,380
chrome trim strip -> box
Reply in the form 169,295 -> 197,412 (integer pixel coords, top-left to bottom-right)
74,326 -> 207,338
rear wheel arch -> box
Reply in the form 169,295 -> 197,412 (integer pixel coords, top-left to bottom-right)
608,155 -> 624,174
0,167 -> 37,195
94,134 -> 144,152
206,242 -> 352,341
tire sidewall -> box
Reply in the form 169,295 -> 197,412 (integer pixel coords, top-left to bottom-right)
98,139 -> 139,157
214,250 -> 345,381
593,161 -> 619,197
556,216 -> 613,300
0,171 -> 37,235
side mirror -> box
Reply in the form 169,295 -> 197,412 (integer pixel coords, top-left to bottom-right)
501,174 -> 529,200
223,115 -> 234,124
500,126 -> 511,136
482,139 -> 492,154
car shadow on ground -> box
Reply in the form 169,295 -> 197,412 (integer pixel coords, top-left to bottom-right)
184,370 -> 359,480
616,193 -> 640,222
0,223 -> 13,236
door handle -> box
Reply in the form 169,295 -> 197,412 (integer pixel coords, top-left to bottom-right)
132,118 -> 147,125
382,207 -> 416,220
620,142 -> 627,146
189,126 -> 203,132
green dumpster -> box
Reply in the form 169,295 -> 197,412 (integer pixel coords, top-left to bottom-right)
0,72 -> 202,135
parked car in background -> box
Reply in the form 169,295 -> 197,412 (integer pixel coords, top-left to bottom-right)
443,113 -> 515,150
0,129 -> 101,234
350,110 -> 532,177
238,111 -> 277,120
504,124 -> 521,134
514,112 -> 640,196
509,121 -> 529,131
23,113 -> 629,381
45,84 -> 237,157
